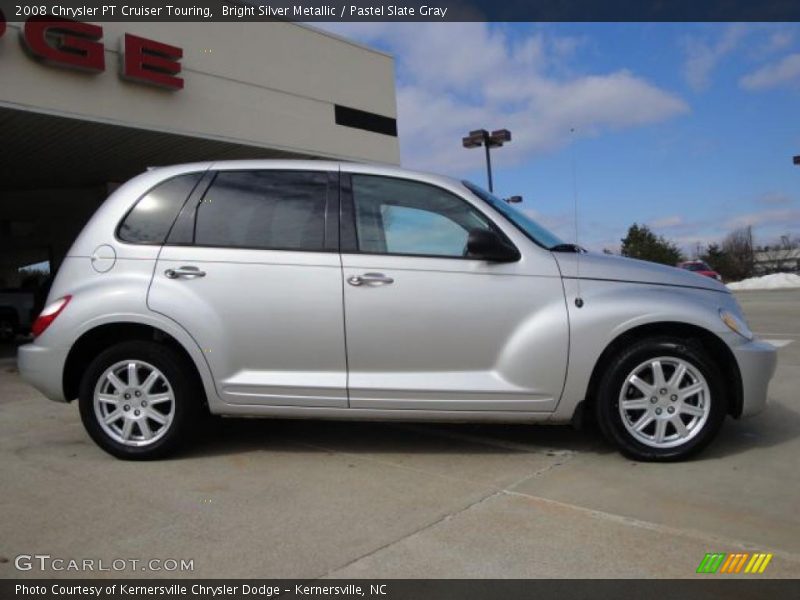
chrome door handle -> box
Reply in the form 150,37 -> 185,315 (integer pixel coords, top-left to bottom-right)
347,272 -> 394,286
165,266 -> 206,279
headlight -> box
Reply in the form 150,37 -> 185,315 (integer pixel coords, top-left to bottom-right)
720,309 -> 753,340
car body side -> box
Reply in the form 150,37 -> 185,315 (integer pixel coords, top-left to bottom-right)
17,160 -> 775,425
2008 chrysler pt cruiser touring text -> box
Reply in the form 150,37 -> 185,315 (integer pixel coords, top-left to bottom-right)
18,161 -> 777,461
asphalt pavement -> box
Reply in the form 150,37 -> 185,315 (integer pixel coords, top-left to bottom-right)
1,289 -> 798,579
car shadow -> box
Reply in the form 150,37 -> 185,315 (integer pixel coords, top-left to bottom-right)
0,337 -> 28,360
177,399 -> 799,463
700,400 -> 800,460
179,415 -> 614,461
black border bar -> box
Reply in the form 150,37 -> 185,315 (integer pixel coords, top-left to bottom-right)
1,1 -> 800,22
4,579 -> 800,600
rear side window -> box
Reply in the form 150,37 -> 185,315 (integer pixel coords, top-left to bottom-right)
194,171 -> 328,251
118,173 -> 202,244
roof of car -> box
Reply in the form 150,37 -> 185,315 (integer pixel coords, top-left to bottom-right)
204,159 -> 464,189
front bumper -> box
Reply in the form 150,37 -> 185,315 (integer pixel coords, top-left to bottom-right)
731,338 -> 777,417
17,343 -> 68,402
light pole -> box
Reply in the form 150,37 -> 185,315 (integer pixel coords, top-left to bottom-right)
462,129 -> 511,192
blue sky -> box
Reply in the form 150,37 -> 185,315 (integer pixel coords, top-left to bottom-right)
323,22 -> 800,253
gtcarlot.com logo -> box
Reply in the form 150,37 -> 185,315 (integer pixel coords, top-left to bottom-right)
14,554 -> 194,572
697,552 -> 773,574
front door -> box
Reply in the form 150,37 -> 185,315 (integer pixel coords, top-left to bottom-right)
148,168 -> 348,408
340,173 -> 569,412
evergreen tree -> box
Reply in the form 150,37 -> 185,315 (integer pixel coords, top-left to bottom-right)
620,223 -> 684,265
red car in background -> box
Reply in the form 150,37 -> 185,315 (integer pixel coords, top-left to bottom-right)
677,260 -> 722,282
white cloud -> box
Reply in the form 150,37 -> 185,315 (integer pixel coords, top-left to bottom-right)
759,30 -> 795,56
725,208 -> 800,230
681,24 -> 749,91
740,53 -> 800,90
756,192 -> 794,206
649,215 -> 685,229
321,23 -> 688,174
681,25 -> 800,92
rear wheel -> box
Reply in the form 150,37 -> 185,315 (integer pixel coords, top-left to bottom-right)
595,337 -> 727,461
79,341 -> 199,459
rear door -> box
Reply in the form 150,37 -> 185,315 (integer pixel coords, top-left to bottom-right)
148,167 -> 348,408
339,172 -> 569,412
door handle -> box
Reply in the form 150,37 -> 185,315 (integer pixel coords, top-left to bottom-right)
347,272 -> 394,286
165,266 -> 206,279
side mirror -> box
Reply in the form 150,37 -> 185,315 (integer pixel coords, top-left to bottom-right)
466,228 -> 521,262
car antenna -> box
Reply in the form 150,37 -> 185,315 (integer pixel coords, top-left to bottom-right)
570,127 -> 584,308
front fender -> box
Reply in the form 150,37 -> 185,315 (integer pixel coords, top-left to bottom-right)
552,278 -> 737,422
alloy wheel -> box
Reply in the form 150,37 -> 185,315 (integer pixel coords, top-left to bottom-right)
93,359 -> 176,447
618,356 -> 711,449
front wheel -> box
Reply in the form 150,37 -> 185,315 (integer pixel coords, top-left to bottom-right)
595,337 -> 727,461
78,341 -> 199,460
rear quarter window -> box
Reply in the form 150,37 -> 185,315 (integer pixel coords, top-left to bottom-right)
118,173 -> 202,244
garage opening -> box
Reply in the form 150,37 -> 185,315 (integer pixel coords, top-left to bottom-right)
0,106 -> 309,341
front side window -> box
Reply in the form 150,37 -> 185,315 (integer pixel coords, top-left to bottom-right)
118,173 -> 202,244
194,171 -> 328,251
351,175 -> 493,257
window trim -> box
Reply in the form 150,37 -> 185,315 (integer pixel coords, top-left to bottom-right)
339,172 -> 519,261
164,170 -> 216,246
115,171 -> 207,246
164,169 -> 339,254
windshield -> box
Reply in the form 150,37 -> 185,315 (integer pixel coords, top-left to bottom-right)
463,181 -> 564,249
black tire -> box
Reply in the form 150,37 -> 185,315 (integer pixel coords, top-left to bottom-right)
78,340 -> 200,460
594,337 -> 727,462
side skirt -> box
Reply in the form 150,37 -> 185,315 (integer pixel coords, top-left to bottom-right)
208,403 -> 566,424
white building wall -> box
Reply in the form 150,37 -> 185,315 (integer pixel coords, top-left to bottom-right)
0,20 -> 399,164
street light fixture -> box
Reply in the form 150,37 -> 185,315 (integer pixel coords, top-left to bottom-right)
462,128 -> 512,192
794,155 -> 800,165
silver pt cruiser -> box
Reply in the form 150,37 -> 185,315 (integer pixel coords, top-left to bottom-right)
18,160 -> 776,461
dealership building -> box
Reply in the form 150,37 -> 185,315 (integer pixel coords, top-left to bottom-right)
0,17 -> 399,286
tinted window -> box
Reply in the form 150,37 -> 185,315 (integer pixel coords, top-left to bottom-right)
352,175 -> 492,257
118,173 -> 201,244
195,171 -> 328,251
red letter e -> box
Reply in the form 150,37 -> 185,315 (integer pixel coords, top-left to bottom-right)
122,34 -> 183,90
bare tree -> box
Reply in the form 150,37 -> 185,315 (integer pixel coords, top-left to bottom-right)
758,234 -> 800,274
721,226 -> 754,281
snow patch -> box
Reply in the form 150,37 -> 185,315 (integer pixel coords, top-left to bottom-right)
727,273 -> 800,290
761,339 -> 794,348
